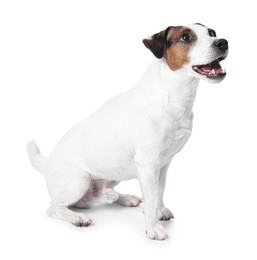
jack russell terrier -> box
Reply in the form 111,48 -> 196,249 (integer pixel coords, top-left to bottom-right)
27,23 -> 228,240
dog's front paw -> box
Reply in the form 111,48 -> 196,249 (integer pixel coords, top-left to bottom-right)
146,224 -> 168,240
158,207 -> 174,221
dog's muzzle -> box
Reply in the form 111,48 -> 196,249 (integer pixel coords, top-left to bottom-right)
192,39 -> 228,79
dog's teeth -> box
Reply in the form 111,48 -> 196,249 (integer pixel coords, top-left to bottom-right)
212,69 -> 215,74
221,67 -> 226,74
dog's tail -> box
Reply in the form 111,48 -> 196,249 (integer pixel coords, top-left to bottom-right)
27,140 -> 47,175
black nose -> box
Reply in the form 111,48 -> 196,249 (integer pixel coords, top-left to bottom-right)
214,39 -> 228,52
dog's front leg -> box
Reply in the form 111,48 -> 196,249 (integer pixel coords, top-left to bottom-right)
158,163 -> 175,220
137,163 -> 168,240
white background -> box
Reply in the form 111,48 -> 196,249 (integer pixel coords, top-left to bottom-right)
0,0 -> 256,259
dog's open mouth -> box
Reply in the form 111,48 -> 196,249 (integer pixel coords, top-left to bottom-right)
192,56 -> 226,78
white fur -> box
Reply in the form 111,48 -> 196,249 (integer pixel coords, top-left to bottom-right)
27,24 -> 227,240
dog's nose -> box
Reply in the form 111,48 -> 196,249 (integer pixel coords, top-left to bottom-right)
214,39 -> 228,52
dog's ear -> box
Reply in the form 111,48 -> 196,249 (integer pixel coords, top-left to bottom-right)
142,27 -> 172,59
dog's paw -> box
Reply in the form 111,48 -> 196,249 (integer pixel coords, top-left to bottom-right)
72,214 -> 92,227
158,207 -> 174,221
103,189 -> 119,203
146,224 -> 168,240
116,194 -> 142,207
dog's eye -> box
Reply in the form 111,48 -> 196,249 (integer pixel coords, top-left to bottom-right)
181,33 -> 191,42
208,29 -> 216,37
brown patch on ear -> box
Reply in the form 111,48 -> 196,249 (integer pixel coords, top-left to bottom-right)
165,27 -> 196,71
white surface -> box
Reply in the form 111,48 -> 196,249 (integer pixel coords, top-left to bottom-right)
0,0 -> 256,259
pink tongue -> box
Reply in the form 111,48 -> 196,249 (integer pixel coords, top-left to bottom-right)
201,64 -> 212,72
201,60 -> 222,74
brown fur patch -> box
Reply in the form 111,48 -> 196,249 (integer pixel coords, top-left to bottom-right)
165,27 -> 196,71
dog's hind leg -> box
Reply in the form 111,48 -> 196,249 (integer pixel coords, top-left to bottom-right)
115,194 -> 142,207
45,165 -> 92,227
47,204 -> 92,226
74,179 -> 119,208
104,181 -> 142,207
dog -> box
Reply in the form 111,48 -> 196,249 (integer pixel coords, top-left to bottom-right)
27,23 -> 228,240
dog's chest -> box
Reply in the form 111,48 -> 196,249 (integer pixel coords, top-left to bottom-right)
157,110 -> 193,165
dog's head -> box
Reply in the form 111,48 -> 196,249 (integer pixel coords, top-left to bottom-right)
143,23 -> 228,83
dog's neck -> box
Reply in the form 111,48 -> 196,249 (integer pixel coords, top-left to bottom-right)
137,58 -> 200,115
